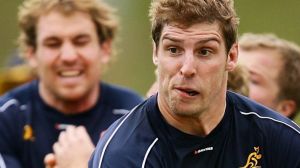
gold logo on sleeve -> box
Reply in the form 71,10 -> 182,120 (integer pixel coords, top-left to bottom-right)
23,124 -> 35,141
240,146 -> 262,168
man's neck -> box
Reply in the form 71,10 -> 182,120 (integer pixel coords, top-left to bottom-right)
39,84 -> 99,115
158,93 -> 226,137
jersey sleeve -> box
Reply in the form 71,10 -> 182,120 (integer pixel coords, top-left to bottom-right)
0,154 -> 22,168
284,135 -> 300,167
89,101 -> 163,168
88,118 -> 122,168
0,99 -> 24,168
269,125 -> 300,167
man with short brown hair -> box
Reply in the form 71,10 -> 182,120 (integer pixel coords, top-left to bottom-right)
89,0 -> 300,167
0,0 -> 143,167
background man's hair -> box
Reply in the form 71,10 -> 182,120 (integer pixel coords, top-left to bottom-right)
18,0 -> 118,57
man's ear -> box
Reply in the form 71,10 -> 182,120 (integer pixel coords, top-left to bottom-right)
152,41 -> 158,66
100,40 -> 112,64
226,43 -> 238,71
26,47 -> 38,69
276,100 -> 296,118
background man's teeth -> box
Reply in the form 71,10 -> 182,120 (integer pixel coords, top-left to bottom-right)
61,71 -> 80,77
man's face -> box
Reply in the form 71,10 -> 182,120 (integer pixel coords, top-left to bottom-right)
29,10 -> 111,102
154,22 -> 237,117
238,48 -> 282,109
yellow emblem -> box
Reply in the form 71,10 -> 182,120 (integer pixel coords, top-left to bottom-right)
240,146 -> 262,168
23,124 -> 35,141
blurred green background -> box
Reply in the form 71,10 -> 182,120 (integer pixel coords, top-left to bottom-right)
0,0 -> 300,96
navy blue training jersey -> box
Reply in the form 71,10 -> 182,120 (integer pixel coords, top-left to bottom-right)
90,91 -> 300,168
0,80 -> 143,168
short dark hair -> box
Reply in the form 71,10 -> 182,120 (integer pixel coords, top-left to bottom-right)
149,0 -> 239,53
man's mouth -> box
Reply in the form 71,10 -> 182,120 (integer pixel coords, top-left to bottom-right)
177,88 -> 199,96
59,70 -> 82,77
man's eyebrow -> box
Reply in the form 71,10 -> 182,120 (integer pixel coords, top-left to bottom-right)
162,35 -> 182,42
74,34 -> 91,39
249,69 -> 266,80
197,37 -> 221,44
162,35 -> 221,44
43,36 -> 60,42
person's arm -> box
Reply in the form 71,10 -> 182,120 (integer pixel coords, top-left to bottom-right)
265,122 -> 300,167
44,126 -> 95,168
275,130 -> 300,167
88,113 -> 163,168
0,154 -> 22,168
0,100 -> 23,168
88,119 -> 123,168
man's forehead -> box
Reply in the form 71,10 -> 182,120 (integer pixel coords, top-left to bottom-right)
160,22 -> 223,43
239,49 -> 283,78
37,9 -> 92,24
36,10 -> 95,38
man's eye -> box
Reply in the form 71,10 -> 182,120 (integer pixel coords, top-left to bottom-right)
75,37 -> 90,46
168,47 -> 178,54
199,49 -> 211,56
250,79 -> 260,85
44,42 -> 61,48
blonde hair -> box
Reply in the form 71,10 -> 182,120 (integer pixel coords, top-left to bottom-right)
18,0 -> 118,57
227,65 -> 249,96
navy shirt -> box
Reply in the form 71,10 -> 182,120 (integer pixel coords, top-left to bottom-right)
90,91 -> 300,168
0,80 -> 143,168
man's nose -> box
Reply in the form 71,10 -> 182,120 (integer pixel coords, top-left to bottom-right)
60,42 -> 78,62
180,52 -> 196,77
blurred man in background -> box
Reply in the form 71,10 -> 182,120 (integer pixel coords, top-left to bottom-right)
239,33 -> 300,120
0,0 -> 143,167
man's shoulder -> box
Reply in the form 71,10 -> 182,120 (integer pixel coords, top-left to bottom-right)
227,91 -> 300,137
99,100 -> 155,148
228,92 -> 300,166
0,81 -> 36,111
90,99 -> 159,167
0,82 -> 34,134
